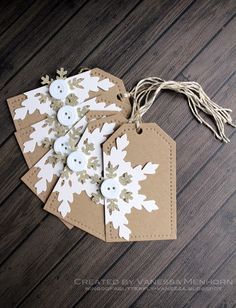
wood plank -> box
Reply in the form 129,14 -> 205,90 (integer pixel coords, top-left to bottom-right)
131,192 -> 236,307
0,185 -> 45,265
187,251 -> 236,308
0,0 -> 235,306
120,0 -> 236,84
0,136 -> 27,204
0,215 -> 86,307
0,0 -> 35,37
0,0 -> 87,88
0,0 -> 141,144
19,130 -> 236,308
182,18 -> 236,92
79,0 -> 194,75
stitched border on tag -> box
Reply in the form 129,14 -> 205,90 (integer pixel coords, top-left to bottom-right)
104,125 -> 175,239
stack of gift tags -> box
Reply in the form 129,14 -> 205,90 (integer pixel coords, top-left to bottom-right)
7,68 -> 176,242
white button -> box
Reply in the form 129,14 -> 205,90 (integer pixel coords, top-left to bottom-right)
67,151 -> 87,172
53,136 -> 70,155
57,106 -> 77,127
49,79 -> 69,100
100,179 -> 121,199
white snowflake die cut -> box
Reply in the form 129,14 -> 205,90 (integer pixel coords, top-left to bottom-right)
103,134 -> 159,241
54,121 -> 118,218
13,69 -> 115,121
33,115 -> 89,195
22,96 -> 121,154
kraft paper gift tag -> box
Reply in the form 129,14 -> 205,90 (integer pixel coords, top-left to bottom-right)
14,92 -> 131,168
7,68 -> 127,130
99,75 -> 234,242
44,114 -> 128,240
102,123 -> 176,241
21,111 -> 117,203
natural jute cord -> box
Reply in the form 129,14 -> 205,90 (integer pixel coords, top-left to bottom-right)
128,77 -> 235,143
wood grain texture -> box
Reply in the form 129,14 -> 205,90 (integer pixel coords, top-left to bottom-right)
187,251 -> 236,308
0,0 -> 235,307
0,0 -> 35,37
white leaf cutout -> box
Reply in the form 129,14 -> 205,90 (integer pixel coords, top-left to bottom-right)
119,225 -> 131,241
34,150 -> 64,194
23,120 -> 56,153
57,171 -> 83,217
58,200 -> 72,218
142,200 -> 159,212
23,140 -> 38,153
14,87 -> 52,120
97,78 -> 114,91
14,106 -> 27,120
142,162 -> 159,174
116,134 -> 129,149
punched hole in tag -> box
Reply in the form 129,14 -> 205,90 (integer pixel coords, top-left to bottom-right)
137,128 -> 143,134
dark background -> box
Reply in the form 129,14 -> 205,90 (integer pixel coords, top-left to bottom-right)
0,0 -> 235,307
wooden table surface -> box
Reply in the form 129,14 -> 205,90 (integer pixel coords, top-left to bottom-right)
0,0 -> 235,307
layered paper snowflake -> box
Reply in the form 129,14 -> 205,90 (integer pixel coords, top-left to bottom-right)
53,122 -> 117,218
103,134 -> 159,240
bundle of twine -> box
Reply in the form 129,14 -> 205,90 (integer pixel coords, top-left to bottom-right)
128,77 -> 235,143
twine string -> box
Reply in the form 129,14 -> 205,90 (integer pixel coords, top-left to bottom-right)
128,78 -> 235,142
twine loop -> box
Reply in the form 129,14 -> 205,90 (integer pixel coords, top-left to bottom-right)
128,77 -> 235,142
